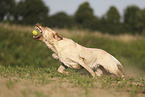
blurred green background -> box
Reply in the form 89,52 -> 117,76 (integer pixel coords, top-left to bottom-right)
0,24 -> 145,76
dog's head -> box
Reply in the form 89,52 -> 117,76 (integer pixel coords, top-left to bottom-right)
33,23 -> 62,42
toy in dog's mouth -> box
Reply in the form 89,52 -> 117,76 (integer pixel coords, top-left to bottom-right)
33,24 -> 43,40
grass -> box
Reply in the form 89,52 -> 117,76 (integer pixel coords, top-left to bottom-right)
0,65 -> 144,97
0,23 -> 145,97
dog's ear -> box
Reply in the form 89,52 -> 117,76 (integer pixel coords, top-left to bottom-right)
52,31 -> 63,40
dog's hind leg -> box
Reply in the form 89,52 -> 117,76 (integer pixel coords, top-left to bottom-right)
95,68 -> 103,76
113,68 -> 125,78
94,65 -> 110,76
78,60 -> 96,78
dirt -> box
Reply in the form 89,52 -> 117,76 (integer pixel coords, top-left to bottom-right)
0,77 -> 144,97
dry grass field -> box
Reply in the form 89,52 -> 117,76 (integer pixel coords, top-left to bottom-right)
0,23 -> 145,97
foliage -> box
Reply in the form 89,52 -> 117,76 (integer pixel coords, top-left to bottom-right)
14,0 -> 49,25
74,2 -> 97,30
99,6 -> 122,34
106,6 -> 121,24
47,12 -> 74,29
124,5 -> 141,34
1,1 -> 145,35
136,8 -> 145,34
0,0 -> 16,22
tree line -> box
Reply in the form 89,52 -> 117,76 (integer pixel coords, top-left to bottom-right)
1,0 -> 145,35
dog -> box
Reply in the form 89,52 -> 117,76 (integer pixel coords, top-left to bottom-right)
33,24 -> 125,78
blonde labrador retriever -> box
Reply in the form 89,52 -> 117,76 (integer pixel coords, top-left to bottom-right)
33,24 -> 125,78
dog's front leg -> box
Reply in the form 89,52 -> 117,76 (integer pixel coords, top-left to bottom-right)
57,65 -> 69,75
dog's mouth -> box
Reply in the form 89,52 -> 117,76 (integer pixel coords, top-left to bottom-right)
33,24 -> 43,40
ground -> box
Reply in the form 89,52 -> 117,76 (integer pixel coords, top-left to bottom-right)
0,66 -> 144,97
